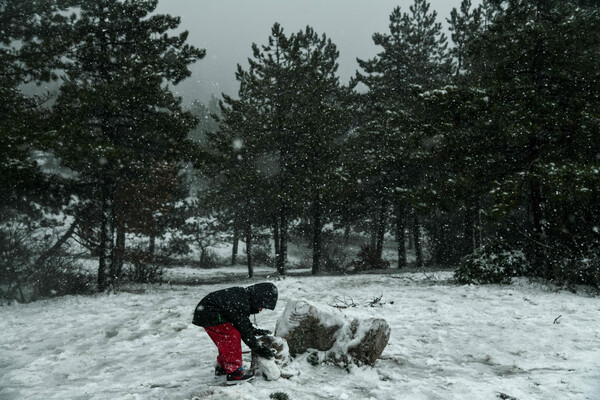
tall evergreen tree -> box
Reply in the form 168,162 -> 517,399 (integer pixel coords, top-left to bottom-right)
183,95 -> 220,195
354,0 -> 451,268
53,0 -> 205,291
188,95 -> 220,144
207,24 -> 350,275
248,23 -> 298,275
466,0 -> 600,280
448,0 -> 482,82
0,0 -> 73,213
286,27 -> 350,274
208,24 -> 296,275
418,0 -> 489,262
203,88 -> 268,277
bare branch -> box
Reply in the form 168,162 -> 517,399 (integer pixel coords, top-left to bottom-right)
329,296 -> 357,309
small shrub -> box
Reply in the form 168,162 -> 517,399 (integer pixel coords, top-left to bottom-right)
0,215 -> 95,303
126,249 -> 163,284
320,242 -> 349,272
252,241 -> 274,266
349,245 -> 390,272
167,236 -> 192,258
198,248 -> 219,269
552,245 -> 600,289
454,241 -> 530,284
270,392 -> 290,400
33,257 -> 95,300
128,262 -> 163,284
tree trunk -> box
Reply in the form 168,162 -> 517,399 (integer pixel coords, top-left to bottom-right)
110,223 -> 125,285
110,193 -> 116,271
273,218 -> 280,267
527,115 -> 545,276
110,204 -> 125,286
232,222 -> 239,265
276,211 -> 288,275
245,219 -> 253,278
149,234 -> 156,258
475,208 -> 483,249
343,223 -> 351,247
370,210 -> 378,249
413,214 -> 423,269
530,185 -> 544,237
395,202 -> 406,269
376,198 -> 387,259
98,180 -> 112,292
464,206 -> 475,256
529,176 -> 546,276
312,197 -> 323,275
429,213 -> 442,265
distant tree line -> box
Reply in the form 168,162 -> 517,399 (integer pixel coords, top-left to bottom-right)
1,0 -> 599,301
200,0 -> 600,285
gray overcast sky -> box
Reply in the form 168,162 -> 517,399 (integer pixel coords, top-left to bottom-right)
154,0 -> 466,105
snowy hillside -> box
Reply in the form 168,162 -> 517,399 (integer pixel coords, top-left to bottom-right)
1,270 -> 599,400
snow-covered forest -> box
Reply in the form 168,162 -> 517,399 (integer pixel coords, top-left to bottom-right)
1,0 -> 599,399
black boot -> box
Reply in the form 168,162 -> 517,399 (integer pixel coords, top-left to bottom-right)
226,367 -> 254,385
215,365 -> 226,376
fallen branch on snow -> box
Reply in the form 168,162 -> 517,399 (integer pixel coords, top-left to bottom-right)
497,392 -> 519,400
329,296 -> 357,309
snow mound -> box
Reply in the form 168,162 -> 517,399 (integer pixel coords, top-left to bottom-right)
251,335 -> 293,381
255,356 -> 280,380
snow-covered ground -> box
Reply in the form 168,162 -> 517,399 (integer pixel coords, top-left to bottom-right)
1,269 -> 599,400
162,264 -> 311,284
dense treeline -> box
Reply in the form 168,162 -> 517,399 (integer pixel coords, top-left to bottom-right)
1,0 -> 599,301
1,0 -> 205,300
204,0 -> 600,286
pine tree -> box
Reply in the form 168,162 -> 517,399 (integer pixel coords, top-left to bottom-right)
467,0 -> 600,281
188,95 -> 221,144
448,0 -> 482,82
354,0 -> 451,268
207,24 -> 350,275
286,27 -> 351,274
418,0 -> 490,262
0,0 -> 73,213
203,89 -> 268,277
52,0 -> 205,291
184,95 -> 220,194
245,23 -> 297,275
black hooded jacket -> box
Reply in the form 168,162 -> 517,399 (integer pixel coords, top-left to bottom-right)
192,282 -> 278,350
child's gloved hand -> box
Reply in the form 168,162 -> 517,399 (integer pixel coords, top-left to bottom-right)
255,345 -> 275,359
253,327 -> 272,336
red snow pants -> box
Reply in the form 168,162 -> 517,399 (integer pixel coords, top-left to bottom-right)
204,323 -> 242,373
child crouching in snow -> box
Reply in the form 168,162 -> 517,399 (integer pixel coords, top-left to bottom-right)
192,282 -> 277,385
